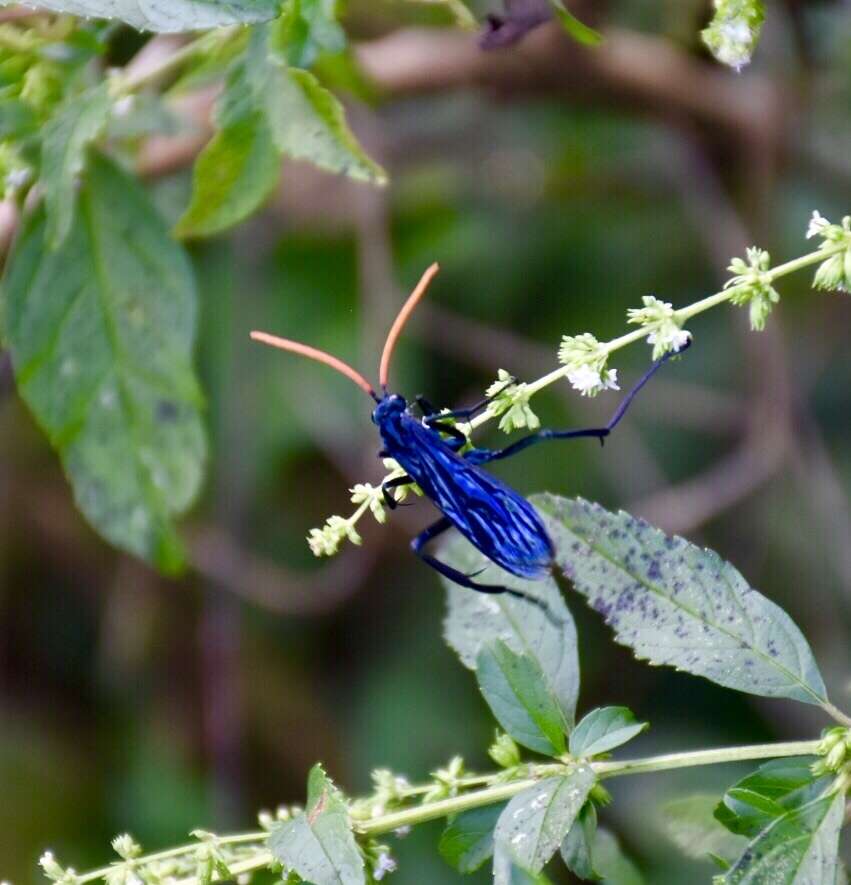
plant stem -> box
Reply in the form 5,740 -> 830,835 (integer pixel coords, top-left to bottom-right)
330,241 -> 843,538
591,739 -> 821,778
68,738 -> 829,885
359,776 -> 540,834
822,700 -> 851,728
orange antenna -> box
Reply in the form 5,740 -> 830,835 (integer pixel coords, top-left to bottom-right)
379,263 -> 440,389
250,331 -> 377,399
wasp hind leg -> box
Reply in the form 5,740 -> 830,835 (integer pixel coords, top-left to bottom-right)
420,375 -> 516,425
463,343 -> 691,467
412,517 -> 558,621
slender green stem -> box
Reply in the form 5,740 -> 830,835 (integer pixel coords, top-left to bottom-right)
68,738 -> 831,885
75,833 -> 267,884
822,701 -> 851,728
592,740 -> 821,779
328,241 -> 844,538
359,777 -> 540,834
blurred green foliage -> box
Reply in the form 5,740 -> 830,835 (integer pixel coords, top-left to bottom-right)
1,0 -> 851,883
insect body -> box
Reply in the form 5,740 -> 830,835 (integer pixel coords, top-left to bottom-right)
252,264 -> 685,606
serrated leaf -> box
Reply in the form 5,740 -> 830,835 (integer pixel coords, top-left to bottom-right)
269,764 -> 365,885
178,26 -> 382,236
0,0 -> 280,33
722,791 -> 844,884
439,802 -> 507,874
42,82 -> 111,249
714,758 -> 827,839
492,767 -> 596,883
661,794 -> 747,864
442,533 -> 580,729
176,108 -> 279,237
477,640 -> 567,755
2,151 -> 205,572
560,802 -> 601,880
547,1 -> 603,45
535,496 -> 828,706
244,28 -> 385,182
569,706 -> 648,758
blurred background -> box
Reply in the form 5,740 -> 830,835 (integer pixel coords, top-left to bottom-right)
2,0 -> 851,881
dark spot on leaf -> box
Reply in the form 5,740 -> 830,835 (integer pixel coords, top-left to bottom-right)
157,400 -> 179,422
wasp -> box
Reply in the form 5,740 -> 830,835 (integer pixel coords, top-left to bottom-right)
252,264 -> 685,607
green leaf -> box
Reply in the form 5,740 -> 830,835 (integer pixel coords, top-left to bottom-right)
245,28 -> 385,182
0,0 -> 280,32
442,533 -> 580,729
178,25 -> 384,235
269,764 -> 365,885
547,1 -> 603,45
660,795 -> 747,865
593,829 -> 645,885
714,758 -> 827,839
42,82 -> 111,249
273,0 -> 346,68
439,802 -> 507,874
535,496 -> 828,706
2,151 -> 205,572
721,791 -> 845,884
569,707 -> 648,758
492,767 -> 596,882
560,802 -> 601,880
477,640 -> 568,756
175,50 -> 281,239
0,98 -> 37,139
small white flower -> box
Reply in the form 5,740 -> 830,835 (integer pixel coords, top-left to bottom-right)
485,370 -> 541,432
111,835 -> 141,861
373,852 -> 397,880
39,854 -> 67,883
558,333 -> 608,374
701,0 -> 763,71
807,210 -> 830,239
567,365 -> 602,395
647,327 -> 692,354
566,365 -> 620,397
628,295 -> 691,358
350,483 -> 387,524
307,515 -> 362,557
725,247 -> 781,330
393,826 -> 412,838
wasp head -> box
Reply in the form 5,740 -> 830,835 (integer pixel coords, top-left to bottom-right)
372,393 -> 407,426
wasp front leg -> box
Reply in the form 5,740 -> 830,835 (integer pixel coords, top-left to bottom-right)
382,474 -> 415,510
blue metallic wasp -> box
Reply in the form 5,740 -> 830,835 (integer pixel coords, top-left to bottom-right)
252,264 -> 685,608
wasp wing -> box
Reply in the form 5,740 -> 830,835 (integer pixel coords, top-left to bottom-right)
397,417 -> 553,580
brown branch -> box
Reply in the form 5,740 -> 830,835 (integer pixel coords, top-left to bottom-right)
355,24 -> 783,152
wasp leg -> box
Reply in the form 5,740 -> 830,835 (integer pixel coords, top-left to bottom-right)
415,395 -> 438,416
464,344 -> 689,466
412,517 -> 558,621
425,419 -> 468,449
382,474 -> 414,510
422,375 -> 516,425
